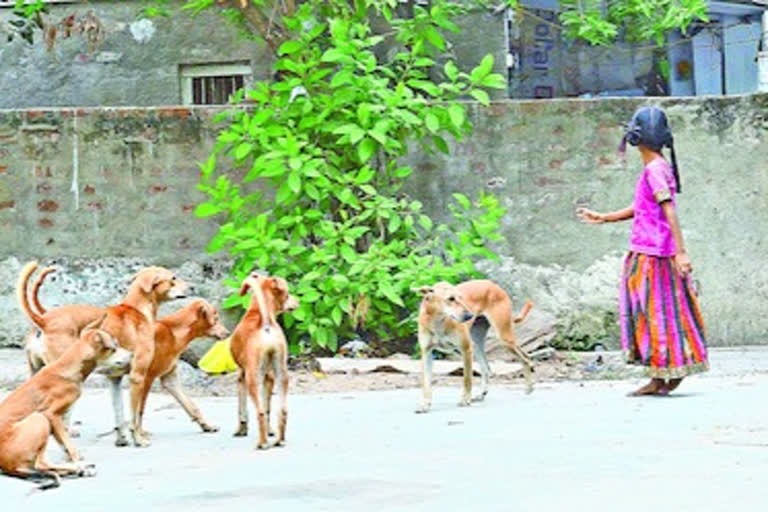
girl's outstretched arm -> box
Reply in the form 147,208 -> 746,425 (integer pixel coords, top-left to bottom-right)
661,201 -> 692,276
576,205 -> 634,224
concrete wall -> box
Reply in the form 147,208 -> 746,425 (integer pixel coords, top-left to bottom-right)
0,1 -> 272,108
0,95 -> 767,348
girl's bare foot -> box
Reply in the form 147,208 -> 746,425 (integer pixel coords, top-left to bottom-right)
627,378 -> 664,396
656,378 -> 683,396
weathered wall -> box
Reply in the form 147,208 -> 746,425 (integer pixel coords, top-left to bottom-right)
1,95 -> 767,348
0,1 -> 272,108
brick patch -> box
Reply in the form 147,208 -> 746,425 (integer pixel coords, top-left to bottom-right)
38,218 -> 54,228
37,199 -> 59,212
0,200 -> 14,210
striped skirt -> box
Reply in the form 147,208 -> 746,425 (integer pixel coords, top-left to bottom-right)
619,252 -> 709,378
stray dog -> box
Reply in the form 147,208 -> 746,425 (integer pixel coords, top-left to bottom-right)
18,261 -> 189,447
0,315 -> 117,490
412,280 -> 534,413
230,273 -> 297,449
133,299 -> 229,438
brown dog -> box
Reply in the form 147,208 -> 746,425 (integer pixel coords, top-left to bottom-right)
18,261 -> 189,447
133,299 -> 229,438
0,316 -> 117,490
413,279 -> 534,413
230,272 -> 297,449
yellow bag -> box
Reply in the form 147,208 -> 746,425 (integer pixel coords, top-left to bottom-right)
198,338 -> 238,374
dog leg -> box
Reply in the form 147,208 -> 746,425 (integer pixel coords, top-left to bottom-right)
233,370 -> 248,437
48,414 -> 81,463
264,371 -> 276,437
485,300 -> 535,394
458,332 -> 472,407
273,355 -> 288,447
245,362 -> 269,450
109,377 -> 130,447
470,324 -> 491,402
129,351 -> 153,448
161,368 -> 218,433
415,344 -> 434,414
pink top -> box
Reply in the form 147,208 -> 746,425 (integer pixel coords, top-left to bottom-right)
629,158 -> 677,257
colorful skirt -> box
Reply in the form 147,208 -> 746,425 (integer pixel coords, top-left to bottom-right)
619,252 -> 709,378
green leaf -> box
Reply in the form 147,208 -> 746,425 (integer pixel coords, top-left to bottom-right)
418,215 -> 433,231
425,113 -> 439,133
194,203 -> 220,218
470,89 -> 490,107
444,61 -> 459,81
288,171 -> 302,194
331,306 -> 343,326
452,193 -> 471,210
449,104 -> 465,129
357,138 -> 377,163
234,142 -> 253,160
278,40 -> 303,55
423,26 -> 445,50
433,136 -> 450,154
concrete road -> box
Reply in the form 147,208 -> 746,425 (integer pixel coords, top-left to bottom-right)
1,375 -> 767,512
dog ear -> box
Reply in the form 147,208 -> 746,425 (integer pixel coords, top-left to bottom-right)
84,313 -> 108,331
197,301 -> 212,322
134,270 -> 161,294
411,286 -> 433,297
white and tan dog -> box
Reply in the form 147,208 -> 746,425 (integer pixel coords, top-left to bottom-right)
413,279 -> 533,413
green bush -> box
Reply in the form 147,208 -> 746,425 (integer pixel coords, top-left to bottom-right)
195,1 -> 507,353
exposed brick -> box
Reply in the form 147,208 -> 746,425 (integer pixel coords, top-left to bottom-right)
36,182 -> 53,193
548,159 -> 563,169
0,200 -> 14,210
87,201 -> 103,211
158,107 -> 191,119
0,165 -> 7,174
37,199 -> 59,212
38,218 -> 54,228
84,185 -> 96,194
182,204 -> 195,214
149,184 -> 168,194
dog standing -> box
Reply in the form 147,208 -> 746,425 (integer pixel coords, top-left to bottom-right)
229,273 -> 297,449
413,280 -> 534,413
133,299 -> 229,438
18,262 -> 189,447
0,316 -> 117,490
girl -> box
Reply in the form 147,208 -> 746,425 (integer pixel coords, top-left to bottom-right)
577,106 -> 709,396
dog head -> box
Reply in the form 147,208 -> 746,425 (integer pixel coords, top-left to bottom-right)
194,299 -> 230,340
239,273 -> 298,314
81,314 -> 119,361
132,267 -> 189,302
413,282 -> 474,324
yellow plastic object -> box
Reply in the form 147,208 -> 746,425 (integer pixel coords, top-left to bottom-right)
198,338 -> 238,374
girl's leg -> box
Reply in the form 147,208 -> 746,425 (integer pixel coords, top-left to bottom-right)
627,378 -> 665,396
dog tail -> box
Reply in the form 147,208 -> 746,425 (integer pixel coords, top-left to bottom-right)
514,300 -> 533,324
30,265 -> 56,316
17,261 -> 45,329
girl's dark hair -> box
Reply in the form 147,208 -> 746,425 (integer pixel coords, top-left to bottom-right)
619,106 -> 681,193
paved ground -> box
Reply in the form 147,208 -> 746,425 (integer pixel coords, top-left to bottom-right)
1,366 -> 767,511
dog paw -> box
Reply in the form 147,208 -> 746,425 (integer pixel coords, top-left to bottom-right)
132,435 -> 151,448
201,423 -> 219,433
256,442 -> 270,450
79,464 -> 97,478
273,439 -> 286,448
471,392 -> 487,403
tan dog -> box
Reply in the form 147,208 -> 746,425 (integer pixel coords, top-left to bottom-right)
18,261 -> 189,447
0,316 -> 117,490
413,279 -> 534,413
230,272 -> 297,449
133,299 -> 229,438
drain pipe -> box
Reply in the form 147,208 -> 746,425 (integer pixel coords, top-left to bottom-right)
759,10 -> 768,92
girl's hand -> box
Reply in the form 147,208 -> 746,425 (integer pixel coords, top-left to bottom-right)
674,251 -> 693,276
576,208 -> 605,224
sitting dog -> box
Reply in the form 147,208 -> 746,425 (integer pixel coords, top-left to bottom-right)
230,273 -> 297,449
0,315 -> 117,490
412,280 -> 534,413
133,299 -> 229,438
18,261 -> 189,447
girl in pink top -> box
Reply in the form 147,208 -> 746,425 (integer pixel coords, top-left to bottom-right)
577,106 -> 709,396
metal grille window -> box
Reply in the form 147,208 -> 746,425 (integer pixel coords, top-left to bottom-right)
180,63 -> 252,105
